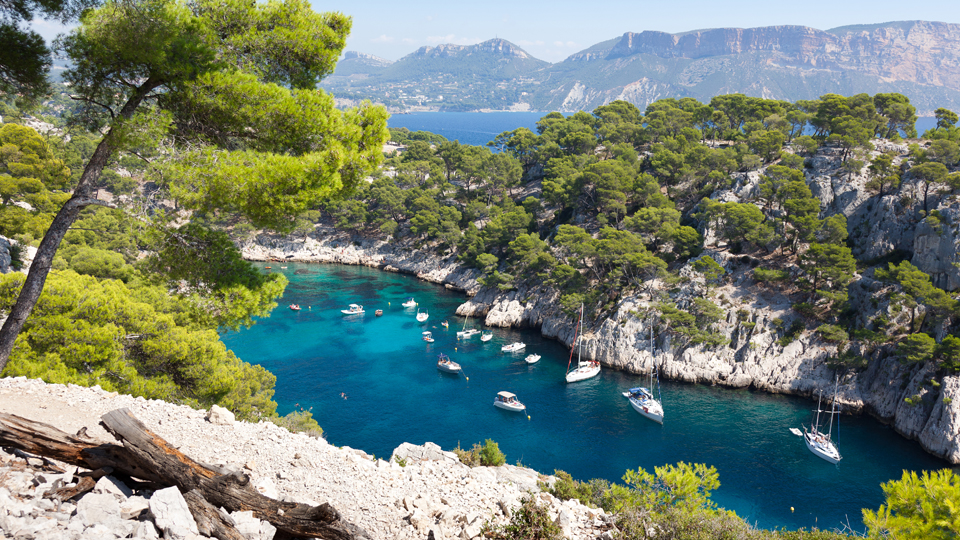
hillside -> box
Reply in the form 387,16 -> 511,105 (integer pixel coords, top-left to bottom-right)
324,21 -> 960,114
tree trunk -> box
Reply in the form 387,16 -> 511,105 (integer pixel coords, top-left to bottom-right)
0,81 -> 159,372
0,409 -> 371,539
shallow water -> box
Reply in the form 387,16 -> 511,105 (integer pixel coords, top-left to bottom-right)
221,262 -> 957,532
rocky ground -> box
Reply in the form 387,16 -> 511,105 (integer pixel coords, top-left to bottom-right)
0,377 -> 614,540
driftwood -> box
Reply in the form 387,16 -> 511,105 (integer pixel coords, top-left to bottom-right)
0,409 -> 371,539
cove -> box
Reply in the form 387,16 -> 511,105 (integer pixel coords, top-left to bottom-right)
220,262 -> 957,532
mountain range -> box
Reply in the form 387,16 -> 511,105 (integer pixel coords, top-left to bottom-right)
322,20 -> 960,115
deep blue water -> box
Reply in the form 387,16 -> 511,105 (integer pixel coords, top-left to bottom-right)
387,112 -> 544,147
221,262 -> 957,533
387,112 -> 939,148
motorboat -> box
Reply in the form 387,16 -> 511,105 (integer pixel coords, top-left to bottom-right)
341,304 -> 364,315
416,309 -> 429,322
525,354 -> 541,364
436,353 -> 461,373
289,304 -> 301,311
623,387 -> 664,424
422,331 -> 435,343
402,297 -> 417,308
565,304 -> 601,383
375,309 -> 383,316
458,329 -> 481,339
441,321 -> 449,328
480,332 -> 493,342
493,391 -> 525,412
502,342 -> 525,352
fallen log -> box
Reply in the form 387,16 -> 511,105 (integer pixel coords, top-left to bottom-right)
0,409 -> 371,539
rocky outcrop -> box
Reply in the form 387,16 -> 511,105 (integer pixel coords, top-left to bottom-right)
0,377 -> 613,540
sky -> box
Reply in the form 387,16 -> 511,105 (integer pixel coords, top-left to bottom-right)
28,0 -> 960,64
321,0 -> 960,63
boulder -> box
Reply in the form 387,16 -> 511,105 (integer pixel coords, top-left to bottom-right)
148,487 -> 199,540
206,405 -> 236,426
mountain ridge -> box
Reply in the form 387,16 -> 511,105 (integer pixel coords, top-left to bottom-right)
324,20 -> 960,114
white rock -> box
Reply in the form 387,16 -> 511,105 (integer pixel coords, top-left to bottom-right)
148,486 -> 199,540
94,475 -> 133,501
76,492 -> 121,528
206,405 -> 236,426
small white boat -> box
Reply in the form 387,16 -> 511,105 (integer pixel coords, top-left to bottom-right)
480,332 -> 493,342
502,342 -> 526,352
416,309 -> 429,322
493,391 -> 525,412
402,297 -> 417,308
525,354 -> 541,364
436,353 -> 460,373
341,304 -> 364,315
289,304 -> 301,311
441,321 -> 449,328
422,331 -> 434,343
458,329 -> 481,339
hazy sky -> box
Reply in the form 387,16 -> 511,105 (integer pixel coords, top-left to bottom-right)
329,0 -> 960,63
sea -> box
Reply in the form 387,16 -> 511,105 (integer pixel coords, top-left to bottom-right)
386,112 -> 939,148
221,262 -> 958,533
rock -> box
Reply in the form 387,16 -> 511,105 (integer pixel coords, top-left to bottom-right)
120,496 -> 150,520
392,442 -> 461,465
206,404 -> 236,426
254,477 -> 279,499
148,486 -> 199,540
76,492 -> 122,528
230,510 -> 278,540
94,475 -> 133,501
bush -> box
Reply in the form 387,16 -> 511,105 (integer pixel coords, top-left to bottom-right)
754,267 -> 790,283
453,439 -> 506,467
268,408 -> 323,438
7,241 -> 23,270
482,496 -> 564,540
816,324 -> 849,343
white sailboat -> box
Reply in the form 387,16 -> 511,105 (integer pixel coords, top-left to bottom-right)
457,313 -> 480,339
791,378 -> 842,464
623,321 -> 664,424
565,304 -> 600,383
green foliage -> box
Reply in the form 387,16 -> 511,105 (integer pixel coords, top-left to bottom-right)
268,407 -> 323,438
0,270 -> 277,420
898,333 -> 937,364
863,469 -> 960,540
692,255 -> 725,284
482,496 -> 564,540
453,439 -> 506,467
754,267 -> 790,283
816,324 -> 849,343
778,319 -> 806,346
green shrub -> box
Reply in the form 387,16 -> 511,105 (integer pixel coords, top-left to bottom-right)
268,408 -> 323,438
777,320 -> 805,347
482,496 -> 564,540
453,439 -> 506,467
754,267 -> 790,283
816,324 -> 849,343
7,241 -> 23,270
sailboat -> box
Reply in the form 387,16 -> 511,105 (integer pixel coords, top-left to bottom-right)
565,304 -> 600,383
791,378 -> 842,464
457,313 -> 480,339
623,320 -> 664,424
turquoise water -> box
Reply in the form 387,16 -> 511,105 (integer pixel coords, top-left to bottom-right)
221,262 -> 956,532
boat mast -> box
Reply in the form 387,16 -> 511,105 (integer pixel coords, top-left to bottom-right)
814,390 -> 823,435
577,304 -> 584,367
566,304 -> 582,375
827,377 -> 838,440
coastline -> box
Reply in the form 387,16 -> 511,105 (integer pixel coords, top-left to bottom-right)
241,225 -> 960,465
